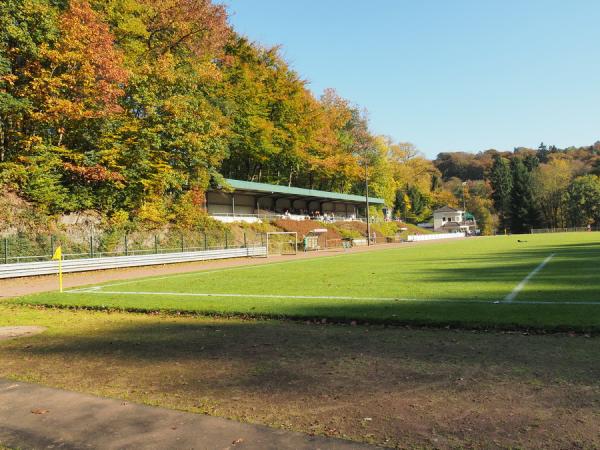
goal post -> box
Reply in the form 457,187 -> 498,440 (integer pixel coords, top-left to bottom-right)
265,232 -> 298,257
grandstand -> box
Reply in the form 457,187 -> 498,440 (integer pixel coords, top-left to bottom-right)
205,178 -> 387,223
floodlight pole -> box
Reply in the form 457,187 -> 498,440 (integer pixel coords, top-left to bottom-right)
365,162 -> 371,246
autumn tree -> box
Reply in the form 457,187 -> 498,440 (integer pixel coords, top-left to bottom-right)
564,175 -> 600,227
532,158 -> 574,228
1,0 -> 127,213
434,152 -> 485,180
94,0 -> 231,225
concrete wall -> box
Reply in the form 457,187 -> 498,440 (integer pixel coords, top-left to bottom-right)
232,194 -> 255,215
206,192 -> 255,215
306,201 -> 359,216
256,197 -> 274,211
206,191 -> 232,215
274,198 -> 292,212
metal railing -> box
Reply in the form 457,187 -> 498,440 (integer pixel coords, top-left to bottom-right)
0,246 -> 267,279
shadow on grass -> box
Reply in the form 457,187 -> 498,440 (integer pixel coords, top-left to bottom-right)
11,318 -> 600,391
419,245 -> 600,301
3,303 -> 600,449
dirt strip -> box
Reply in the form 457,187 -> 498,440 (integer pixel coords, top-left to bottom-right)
0,239 -> 462,299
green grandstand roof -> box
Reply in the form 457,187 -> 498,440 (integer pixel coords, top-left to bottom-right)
223,179 -> 385,204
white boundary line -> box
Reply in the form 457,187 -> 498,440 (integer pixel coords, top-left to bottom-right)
504,253 -> 555,302
511,301 -> 600,305
63,289 -> 600,305
66,289 -> 488,304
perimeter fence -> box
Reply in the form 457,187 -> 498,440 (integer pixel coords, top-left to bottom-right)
530,227 -> 599,234
0,229 -> 266,264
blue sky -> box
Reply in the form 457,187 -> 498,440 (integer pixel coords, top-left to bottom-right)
224,0 -> 600,158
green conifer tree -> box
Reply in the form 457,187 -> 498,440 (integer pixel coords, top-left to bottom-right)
510,158 -> 540,233
489,154 -> 512,231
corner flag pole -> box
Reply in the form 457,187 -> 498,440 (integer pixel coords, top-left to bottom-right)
52,246 -> 63,293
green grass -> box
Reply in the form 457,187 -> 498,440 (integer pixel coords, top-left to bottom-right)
10,232 -> 600,331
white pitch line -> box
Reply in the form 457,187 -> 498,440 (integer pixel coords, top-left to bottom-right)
66,289 -> 493,304
510,300 -> 600,305
69,290 -> 425,302
63,290 -> 600,305
504,253 -> 556,302
66,286 -> 101,293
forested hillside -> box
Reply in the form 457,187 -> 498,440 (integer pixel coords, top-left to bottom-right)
1,0 -> 599,235
434,144 -> 600,233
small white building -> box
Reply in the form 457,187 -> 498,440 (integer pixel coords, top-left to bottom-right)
433,206 -> 477,233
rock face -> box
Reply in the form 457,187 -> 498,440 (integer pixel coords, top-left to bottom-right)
0,326 -> 47,341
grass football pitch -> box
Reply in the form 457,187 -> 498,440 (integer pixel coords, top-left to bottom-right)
14,232 -> 600,331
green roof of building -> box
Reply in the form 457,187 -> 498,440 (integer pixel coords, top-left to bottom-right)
222,178 -> 385,204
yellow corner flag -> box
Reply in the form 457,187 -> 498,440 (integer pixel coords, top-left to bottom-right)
52,246 -> 63,293
51,246 -> 62,260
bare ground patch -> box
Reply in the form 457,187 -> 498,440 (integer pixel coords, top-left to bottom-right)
0,305 -> 598,449
0,326 -> 46,341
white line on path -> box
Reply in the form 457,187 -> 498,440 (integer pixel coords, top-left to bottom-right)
504,253 -> 556,302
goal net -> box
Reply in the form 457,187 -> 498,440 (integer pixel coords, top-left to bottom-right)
265,232 -> 298,256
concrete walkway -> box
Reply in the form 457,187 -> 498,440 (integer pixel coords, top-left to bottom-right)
0,379 -> 377,450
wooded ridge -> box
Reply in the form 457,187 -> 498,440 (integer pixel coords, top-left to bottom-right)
1,0 -> 599,234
